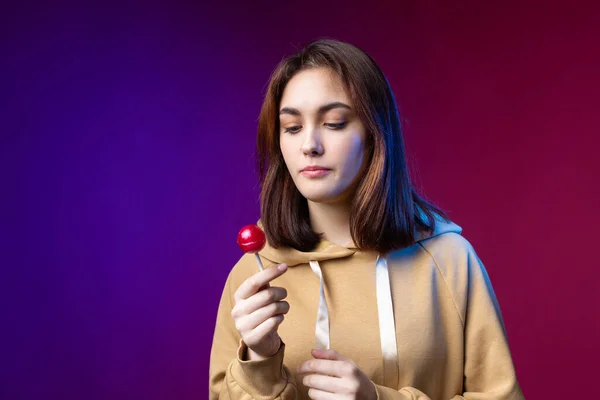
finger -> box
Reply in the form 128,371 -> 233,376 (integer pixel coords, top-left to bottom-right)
311,348 -> 351,362
297,359 -> 352,378
235,264 -> 288,301
245,314 -> 285,343
302,374 -> 349,393
238,301 -> 290,331
307,387 -> 337,400
231,287 -> 287,318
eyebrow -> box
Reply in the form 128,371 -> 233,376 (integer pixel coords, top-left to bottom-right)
279,102 -> 352,116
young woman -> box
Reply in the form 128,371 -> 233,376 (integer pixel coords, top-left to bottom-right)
209,39 -> 524,400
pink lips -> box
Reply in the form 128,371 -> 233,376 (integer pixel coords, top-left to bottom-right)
300,166 -> 331,178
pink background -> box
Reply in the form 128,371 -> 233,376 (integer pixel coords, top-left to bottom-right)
2,1 -> 599,399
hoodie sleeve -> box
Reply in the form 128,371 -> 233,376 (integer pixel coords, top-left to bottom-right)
209,269 -> 298,399
371,241 -> 524,400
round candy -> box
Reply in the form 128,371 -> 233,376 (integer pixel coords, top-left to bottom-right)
237,224 -> 266,253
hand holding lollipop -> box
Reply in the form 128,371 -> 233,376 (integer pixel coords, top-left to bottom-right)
233,224 -> 289,360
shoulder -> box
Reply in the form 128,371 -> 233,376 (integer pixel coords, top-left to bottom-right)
415,232 -> 481,278
386,232 -> 478,287
418,232 -> 477,260
387,232 -> 477,268
414,233 -> 482,320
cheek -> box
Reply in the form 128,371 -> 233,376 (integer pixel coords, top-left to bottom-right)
279,137 -> 301,180
339,136 -> 365,173
279,137 -> 293,165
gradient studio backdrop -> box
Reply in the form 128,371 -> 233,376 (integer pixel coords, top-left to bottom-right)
2,1 -> 599,399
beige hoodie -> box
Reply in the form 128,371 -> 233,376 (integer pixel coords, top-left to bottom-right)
209,217 -> 524,399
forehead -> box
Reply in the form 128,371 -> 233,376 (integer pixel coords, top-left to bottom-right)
280,68 -> 350,109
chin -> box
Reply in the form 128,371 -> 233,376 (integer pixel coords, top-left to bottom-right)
299,189 -> 347,204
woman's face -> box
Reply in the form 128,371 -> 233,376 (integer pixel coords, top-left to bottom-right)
279,68 -> 367,204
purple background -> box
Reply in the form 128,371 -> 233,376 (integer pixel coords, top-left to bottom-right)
2,1 -> 599,399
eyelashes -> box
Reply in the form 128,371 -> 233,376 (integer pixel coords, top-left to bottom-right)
283,126 -> 301,134
326,122 -> 347,130
283,122 -> 347,134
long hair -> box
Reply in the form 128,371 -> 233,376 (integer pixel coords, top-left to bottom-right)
256,38 -> 448,253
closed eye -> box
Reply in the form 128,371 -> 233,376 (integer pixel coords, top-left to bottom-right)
283,122 -> 347,134
283,126 -> 301,134
325,122 -> 347,129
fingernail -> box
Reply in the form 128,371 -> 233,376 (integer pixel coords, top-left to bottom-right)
278,264 -> 287,271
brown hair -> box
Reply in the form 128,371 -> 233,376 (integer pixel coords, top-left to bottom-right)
256,38 -> 448,254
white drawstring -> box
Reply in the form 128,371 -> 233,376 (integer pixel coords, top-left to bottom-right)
375,255 -> 399,388
308,260 -> 330,350
308,256 -> 399,388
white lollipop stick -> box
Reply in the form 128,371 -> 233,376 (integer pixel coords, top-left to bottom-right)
254,253 -> 264,271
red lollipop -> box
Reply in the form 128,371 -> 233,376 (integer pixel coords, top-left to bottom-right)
237,224 -> 266,271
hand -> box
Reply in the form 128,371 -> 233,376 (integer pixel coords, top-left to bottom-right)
232,263 -> 290,360
297,349 -> 377,400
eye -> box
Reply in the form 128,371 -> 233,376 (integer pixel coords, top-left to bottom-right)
283,126 -> 301,134
325,122 -> 347,130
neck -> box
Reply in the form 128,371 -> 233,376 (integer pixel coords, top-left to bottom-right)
307,200 -> 353,247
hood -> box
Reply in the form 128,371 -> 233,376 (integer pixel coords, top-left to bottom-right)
255,212 -> 462,388
257,214 -> 462,266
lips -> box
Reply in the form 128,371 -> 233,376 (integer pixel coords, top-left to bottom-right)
301,166 -> 330,172
300,166 -> 331,178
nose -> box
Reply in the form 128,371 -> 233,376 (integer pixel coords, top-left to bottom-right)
300,127 -> 324,156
